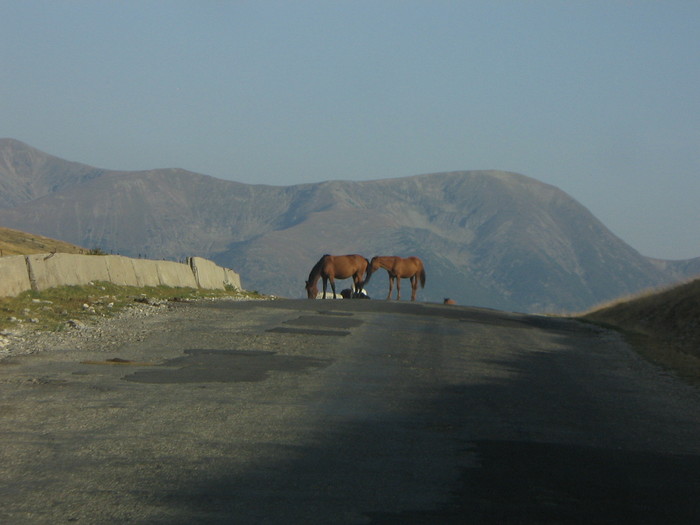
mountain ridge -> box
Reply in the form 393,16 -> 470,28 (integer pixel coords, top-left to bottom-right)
0,138 -> 697,312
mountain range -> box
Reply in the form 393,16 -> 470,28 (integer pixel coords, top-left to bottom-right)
1,138 -> 698,313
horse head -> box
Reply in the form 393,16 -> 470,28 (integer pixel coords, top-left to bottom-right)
305,280 -> 318,299
362,256 -> 380,286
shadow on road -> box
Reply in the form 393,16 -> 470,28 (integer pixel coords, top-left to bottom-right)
129,304 -> 700,524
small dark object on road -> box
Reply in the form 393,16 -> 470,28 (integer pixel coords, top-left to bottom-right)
340,288 -> 370,299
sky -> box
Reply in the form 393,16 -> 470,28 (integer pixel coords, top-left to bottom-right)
1,1 -> 699,260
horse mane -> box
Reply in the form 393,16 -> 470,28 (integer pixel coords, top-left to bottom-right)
307,254 -> 330,282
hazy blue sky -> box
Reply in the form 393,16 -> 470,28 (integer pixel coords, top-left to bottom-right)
2,1 -> 699,259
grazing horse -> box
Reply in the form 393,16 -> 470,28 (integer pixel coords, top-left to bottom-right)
364,256 -> 426,301
305,254 -> 369,299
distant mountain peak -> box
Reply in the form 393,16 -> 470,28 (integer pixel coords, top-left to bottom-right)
0,139 -> 696,312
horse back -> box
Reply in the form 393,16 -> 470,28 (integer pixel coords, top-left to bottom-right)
326,254 -> 367,279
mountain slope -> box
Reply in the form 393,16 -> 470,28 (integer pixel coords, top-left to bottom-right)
217,172 -> 674,311
0,138 -> 107,208
0,139 -> 697,312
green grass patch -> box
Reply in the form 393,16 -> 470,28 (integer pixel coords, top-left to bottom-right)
0,282 -> 266,333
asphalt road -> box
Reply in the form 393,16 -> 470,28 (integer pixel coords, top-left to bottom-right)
2,298 -> 700,524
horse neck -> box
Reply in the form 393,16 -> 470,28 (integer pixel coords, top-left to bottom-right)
308,259 -> 326,284
308,268 -> 323,285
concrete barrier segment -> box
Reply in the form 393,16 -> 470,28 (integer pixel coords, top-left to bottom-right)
0,255 -> 33,297
103,255 -> 141,287
189,257 -> 229,290
155,260 -> 198,288
26,253 -> 111,291
129,259 -> 166,288
224,268 -> 243,291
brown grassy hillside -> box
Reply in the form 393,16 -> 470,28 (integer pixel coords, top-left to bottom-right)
583,278 -> 700,383
0,226 -> 86,256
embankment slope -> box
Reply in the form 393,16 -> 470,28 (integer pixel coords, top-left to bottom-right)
583,278 -> 700,381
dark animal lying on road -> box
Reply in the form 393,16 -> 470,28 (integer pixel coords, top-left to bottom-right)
340,288 -> 370,299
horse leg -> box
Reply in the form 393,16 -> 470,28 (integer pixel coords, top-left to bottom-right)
322,277 -> 328,299
353,275 -> 362,296
396,277 -> 401,301
329,277 -> 337,299
410,275 -> 417,301
386,275 -> 394,300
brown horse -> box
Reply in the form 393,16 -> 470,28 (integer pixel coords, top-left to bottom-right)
364,256 -> 426,301
305,254 -> 369,299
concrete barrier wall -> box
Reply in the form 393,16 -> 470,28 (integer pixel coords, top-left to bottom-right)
0,253 -> 242,297
0,255 -> 33,297
189,257 -> 242,291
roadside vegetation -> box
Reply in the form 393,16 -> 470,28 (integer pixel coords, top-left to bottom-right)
0,282 -> 266,334
581,278 -> 700,384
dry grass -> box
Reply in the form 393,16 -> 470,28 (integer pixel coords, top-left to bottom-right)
0,226 -> 87,256
581,277 -> 700,384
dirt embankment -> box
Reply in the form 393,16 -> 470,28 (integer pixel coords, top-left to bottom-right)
582,278 -> 700,383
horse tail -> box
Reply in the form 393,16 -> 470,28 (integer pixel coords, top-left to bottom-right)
419,265 -> 426,288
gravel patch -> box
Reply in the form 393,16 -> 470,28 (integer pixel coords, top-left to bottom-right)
0,296 -> 261,361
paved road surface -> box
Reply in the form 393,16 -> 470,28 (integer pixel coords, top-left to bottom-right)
2,299 -> 700,523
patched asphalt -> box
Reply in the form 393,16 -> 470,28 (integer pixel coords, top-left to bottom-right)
2,298 -> 700,523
